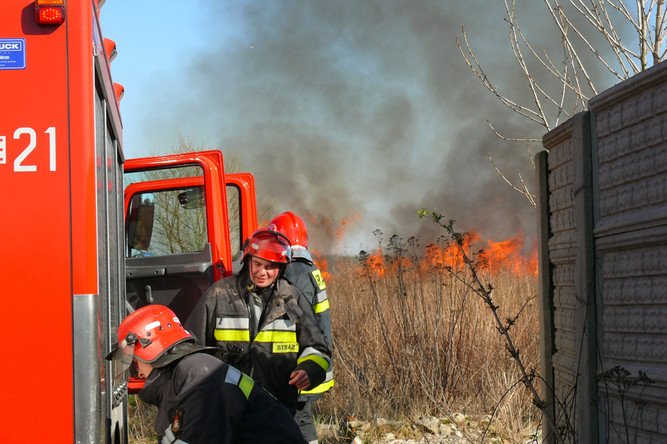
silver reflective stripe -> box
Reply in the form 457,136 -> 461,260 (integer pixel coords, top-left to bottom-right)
225,365 -> 242,386
299,346 -> 322,358
216,317 -> 249,329
162,425 -> 189,444
263,318 -> 295,331
162,426 -> 175,444
315,290 -> 328,304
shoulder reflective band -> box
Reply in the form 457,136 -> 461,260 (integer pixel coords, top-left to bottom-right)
224,366 -> 254,399
313,299 -> 330,314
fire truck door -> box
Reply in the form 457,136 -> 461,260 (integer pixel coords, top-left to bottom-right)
123,152 -> 233,338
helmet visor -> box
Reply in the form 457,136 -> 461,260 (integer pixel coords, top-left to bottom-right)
105,334 -> 137,379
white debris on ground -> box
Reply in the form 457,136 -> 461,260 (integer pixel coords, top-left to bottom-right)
319,413 -> 540,444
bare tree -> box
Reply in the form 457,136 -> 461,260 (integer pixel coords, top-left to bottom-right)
459,0 -> 667,204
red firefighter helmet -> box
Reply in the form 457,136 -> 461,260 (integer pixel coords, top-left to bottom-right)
116,304 -> 193,364
242,228 -> 291,264
269,211 -> 308,248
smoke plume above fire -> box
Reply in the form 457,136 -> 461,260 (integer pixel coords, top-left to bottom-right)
126,1 -> 565,255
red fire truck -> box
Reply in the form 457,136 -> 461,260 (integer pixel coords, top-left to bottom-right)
0,1 -> 257,442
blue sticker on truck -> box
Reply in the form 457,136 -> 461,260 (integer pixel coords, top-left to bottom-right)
0,39 -> 26,70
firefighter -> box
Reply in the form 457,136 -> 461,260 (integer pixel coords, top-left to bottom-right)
190,228 -> 332,417
106,304 -> 306,444
269,211 -> 334,444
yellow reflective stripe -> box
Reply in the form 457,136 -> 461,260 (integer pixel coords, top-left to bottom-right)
297,354 -> 330,371
313,299 -> 330,314
255,331 -> 297,343
214,329 -> 250,342
239,374 -> 254,399
300,379 -> 335,394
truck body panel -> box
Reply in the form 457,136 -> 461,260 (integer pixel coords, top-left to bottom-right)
0,1 -> 127,442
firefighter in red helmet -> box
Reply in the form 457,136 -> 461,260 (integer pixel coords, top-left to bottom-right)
107,304 -> 306,444
189,228 -> 332,416
269,211 -> 334,444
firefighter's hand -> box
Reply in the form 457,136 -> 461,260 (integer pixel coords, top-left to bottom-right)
289,370 -> 311,390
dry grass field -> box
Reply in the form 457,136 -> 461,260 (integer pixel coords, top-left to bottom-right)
129,233 -> 541,443
314,233 -> 541,442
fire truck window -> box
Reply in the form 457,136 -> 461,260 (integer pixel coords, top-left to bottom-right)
127,188 -> 208,257
227,185 -> 241,259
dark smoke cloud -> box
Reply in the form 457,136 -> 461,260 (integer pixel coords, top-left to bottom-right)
136,0 -> 568,254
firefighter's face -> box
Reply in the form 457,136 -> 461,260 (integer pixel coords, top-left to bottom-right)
135,360 -> 153,379
249,256 -> 280,288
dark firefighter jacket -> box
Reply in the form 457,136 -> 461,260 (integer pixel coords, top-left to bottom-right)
138,352 -> 306,444
283,246 -> 334,396
191,271 -> 332,412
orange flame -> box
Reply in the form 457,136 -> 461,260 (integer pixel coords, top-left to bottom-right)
421,231 -> 480,273
415,231 -> 537,277
334,212 -> 361,245
479,235 -> 537,276
364,250 -> 386,277
310,249 -> 332,282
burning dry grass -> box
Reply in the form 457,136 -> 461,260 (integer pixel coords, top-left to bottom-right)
316,238 -> 541,442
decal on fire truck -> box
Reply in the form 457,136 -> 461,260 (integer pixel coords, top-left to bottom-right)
0,127 -> 57,172
0,136 -> 5,164
0,39 -> 26,70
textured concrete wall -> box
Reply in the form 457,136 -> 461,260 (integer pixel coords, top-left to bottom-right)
542,113 -> 597,443
589,61 -> 667,443
540,61 -> 667,442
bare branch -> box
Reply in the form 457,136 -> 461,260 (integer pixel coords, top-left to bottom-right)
486,120 -> 542,142
457,28 -> 547,125
562,0 -> 637,77
488,154 -> 537,206
509,25 -> 583,118
519,33 -> 592,116
542,1 -> 600,95
518,171 -> 537,207
505,0 -> 552,128
654,0 -> 666,63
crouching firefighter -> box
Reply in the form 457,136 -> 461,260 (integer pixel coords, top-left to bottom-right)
107,304 -> 306,444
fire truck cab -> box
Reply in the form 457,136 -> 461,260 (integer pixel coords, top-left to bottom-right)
0,1 -> 258,442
